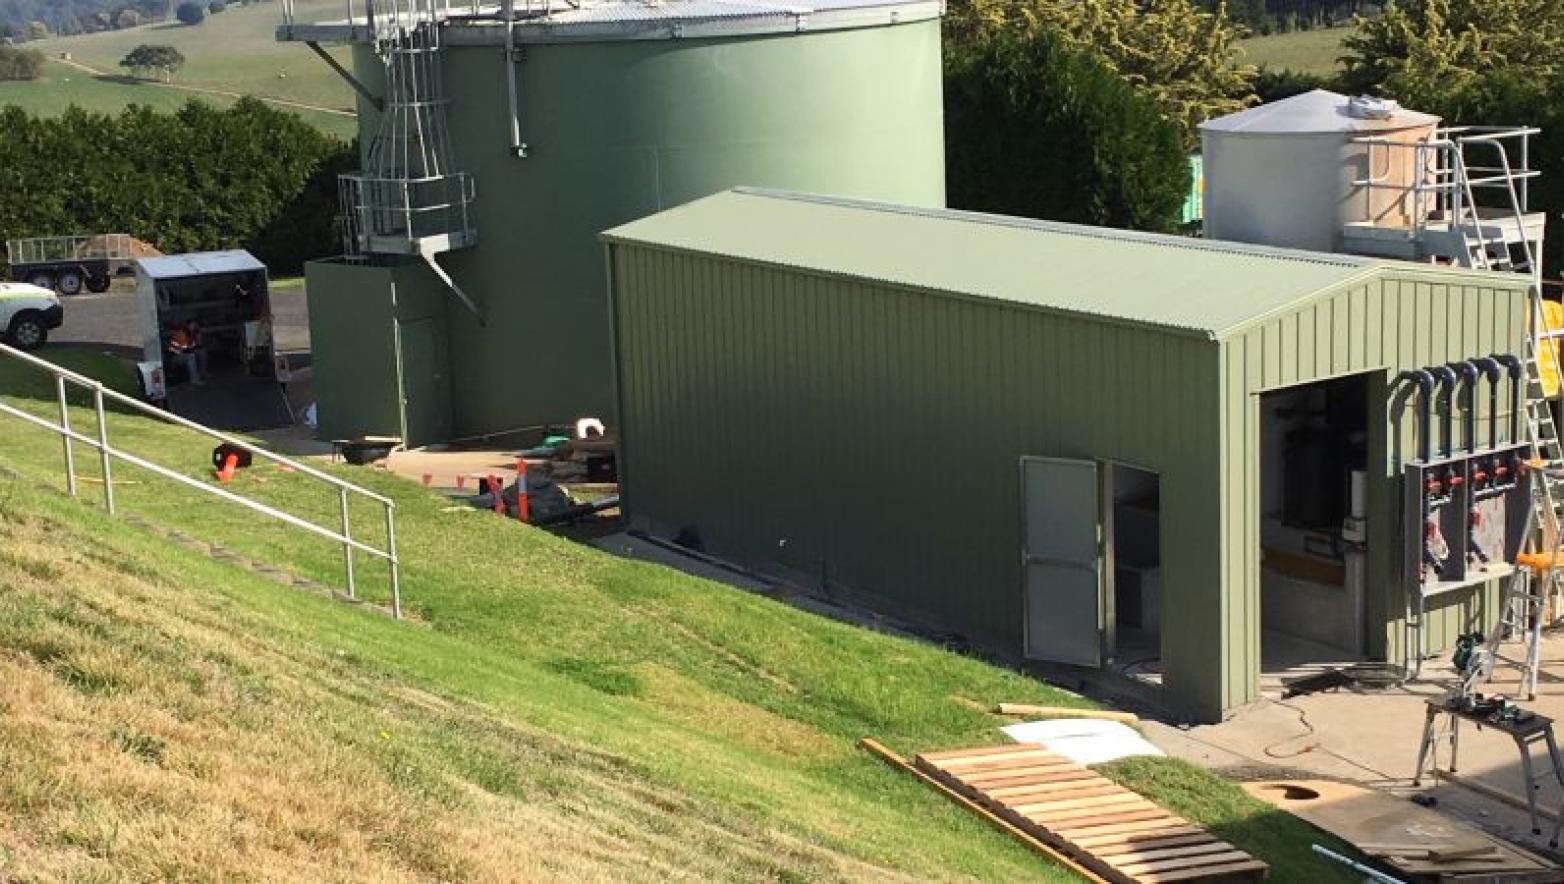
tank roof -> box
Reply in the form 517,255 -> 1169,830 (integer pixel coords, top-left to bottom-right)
278,0 -> 938,44
1200,89 -> 1440,135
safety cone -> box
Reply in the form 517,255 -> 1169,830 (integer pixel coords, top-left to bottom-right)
515,458 -> 530,523
215,452 -> 240,484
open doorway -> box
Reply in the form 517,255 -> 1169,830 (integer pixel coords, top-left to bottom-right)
1258,373 -> 1370,679
1107,464 -> 1164,683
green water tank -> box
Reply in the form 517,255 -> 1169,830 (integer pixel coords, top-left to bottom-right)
284,0 -> 945,441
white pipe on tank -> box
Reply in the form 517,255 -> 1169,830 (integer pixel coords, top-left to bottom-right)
504,0 -> 527,158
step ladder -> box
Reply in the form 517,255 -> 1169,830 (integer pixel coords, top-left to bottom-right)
1444,130 -> 1564,696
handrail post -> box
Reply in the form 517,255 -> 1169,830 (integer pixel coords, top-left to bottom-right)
93,387 -> 114,515
340,487 -> 356,599
56,375 -> 76,498
385,502 -> 401,619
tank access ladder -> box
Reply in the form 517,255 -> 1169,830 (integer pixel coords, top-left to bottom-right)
337,0 -> 482,320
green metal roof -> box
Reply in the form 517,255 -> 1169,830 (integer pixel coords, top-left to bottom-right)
603,188 -> 1395,339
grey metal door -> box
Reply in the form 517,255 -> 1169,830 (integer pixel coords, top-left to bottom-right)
1022,456 -> 1103,666
398,317 -> 453,447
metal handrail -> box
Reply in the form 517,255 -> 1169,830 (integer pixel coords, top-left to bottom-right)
0,341 -> 402,617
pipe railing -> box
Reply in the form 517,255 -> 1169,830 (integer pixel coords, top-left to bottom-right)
0,340 -> 402,618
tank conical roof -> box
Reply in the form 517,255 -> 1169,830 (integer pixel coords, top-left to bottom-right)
1200,89 -> 1439,135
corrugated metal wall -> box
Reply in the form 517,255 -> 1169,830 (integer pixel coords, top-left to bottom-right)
611,244 -> 1529,721
1219,272 -> 1528,709
610,245 -> 1231,719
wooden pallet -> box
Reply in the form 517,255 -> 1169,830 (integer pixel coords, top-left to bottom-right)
915,745 -> 1268,883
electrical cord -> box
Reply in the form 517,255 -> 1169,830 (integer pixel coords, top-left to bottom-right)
1263,699 -> 1400,782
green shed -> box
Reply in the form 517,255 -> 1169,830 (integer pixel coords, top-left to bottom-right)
603,189 -> 1532,723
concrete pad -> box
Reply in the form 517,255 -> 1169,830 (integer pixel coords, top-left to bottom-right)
1144,630 -> 1564,857
383,448 -> 531,490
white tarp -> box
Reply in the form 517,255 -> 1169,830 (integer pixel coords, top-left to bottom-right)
1000,719 -> 1164,766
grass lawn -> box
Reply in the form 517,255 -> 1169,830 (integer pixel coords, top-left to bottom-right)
11,0 -> 356,138
1239,26 -> 1355,77
0,347 -> 1362,880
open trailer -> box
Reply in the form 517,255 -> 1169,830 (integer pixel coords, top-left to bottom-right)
6,234 -> 144,295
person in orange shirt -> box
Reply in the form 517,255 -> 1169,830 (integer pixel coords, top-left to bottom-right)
169,321 -> 208,386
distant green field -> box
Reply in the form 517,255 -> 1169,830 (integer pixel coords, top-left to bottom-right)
8,0 -> 357,138
1238,26 -> 1354,76
0,64 -> 357,138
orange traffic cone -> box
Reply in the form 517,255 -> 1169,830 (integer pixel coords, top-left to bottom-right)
215,452 -> 239,484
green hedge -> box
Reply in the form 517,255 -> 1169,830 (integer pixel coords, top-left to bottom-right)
945,28 -> 1191,233
0,97 -> 353,275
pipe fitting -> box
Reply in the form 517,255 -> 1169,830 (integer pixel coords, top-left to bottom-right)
1430,365 -> 1459,459
1473,357 -> 1502,450
1448,361 -> 1480,453
1394,369 -> 1436,464
1494,354 -> 1524,444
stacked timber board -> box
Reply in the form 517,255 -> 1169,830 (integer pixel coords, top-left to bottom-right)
1243,780 -> 1560,882
915,745 -> 1267,882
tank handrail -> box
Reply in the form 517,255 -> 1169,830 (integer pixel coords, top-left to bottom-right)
1455,128 -> 1542,144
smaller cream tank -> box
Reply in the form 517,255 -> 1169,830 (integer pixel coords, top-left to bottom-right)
1201,90 -> 1440,253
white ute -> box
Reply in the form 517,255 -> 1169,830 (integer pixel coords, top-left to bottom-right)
0,282 -> 63,351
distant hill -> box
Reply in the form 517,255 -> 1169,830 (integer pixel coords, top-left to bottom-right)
0,0 -> 355,138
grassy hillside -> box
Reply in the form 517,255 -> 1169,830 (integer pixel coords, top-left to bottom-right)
12,0 -> 355,138
1238,26 -> 1354,77
0,347 -> 1358,881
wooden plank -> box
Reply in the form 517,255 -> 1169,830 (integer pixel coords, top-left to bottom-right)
1115,850 -> 1255,876
1138,859 -> 1269,882
1101,842 -> 1240,867
925,750 -> 1061,773
1010,792 -> 1152,815
1054,815 -> 1191,837
1028,807 -> 1170,829
1091,834 -> 1218,857
996,703 -> 1140,724
991,784 -> 1126,805
918,744 -> 1042,762
963,761 -> 1085,783
976,770 -> 1100,791
1072,826 -> 1209,849
1025,791 -> 1163,813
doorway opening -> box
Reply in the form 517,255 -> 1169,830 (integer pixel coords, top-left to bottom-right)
1107,464 -> 1164,684
1258,373 -> 1370,683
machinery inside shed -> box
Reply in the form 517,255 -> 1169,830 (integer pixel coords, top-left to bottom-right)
1259,374 -> 1371,665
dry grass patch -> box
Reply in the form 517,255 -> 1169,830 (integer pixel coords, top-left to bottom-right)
0,511 -> 922,882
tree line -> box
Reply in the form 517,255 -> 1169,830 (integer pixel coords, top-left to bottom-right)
0,97 -> 352,275
944,0 -> 1254,232
1200,0 -> 1381,35
1,0 -> 263,40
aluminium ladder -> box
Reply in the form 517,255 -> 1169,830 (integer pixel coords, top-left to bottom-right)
1451,130 -> 1564,697
1432,131 -> 1562,696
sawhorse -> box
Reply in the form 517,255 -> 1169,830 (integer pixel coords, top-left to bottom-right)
1414,696 -> 1564,843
